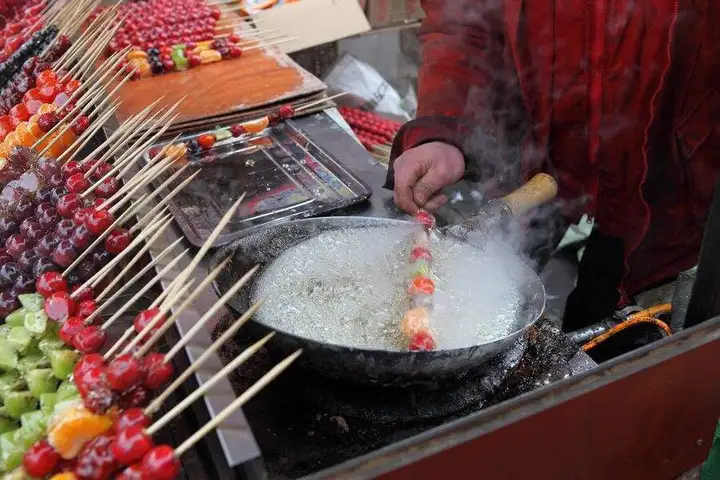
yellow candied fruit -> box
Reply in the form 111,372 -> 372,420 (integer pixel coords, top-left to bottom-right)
192,40 -> 214,53
48,404 -> 113,459
199,49 -> 222,64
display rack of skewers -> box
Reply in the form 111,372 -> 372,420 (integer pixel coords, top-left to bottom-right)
91,0 -> 295,80
336,106 -> 401,165
0,3 -> 303,478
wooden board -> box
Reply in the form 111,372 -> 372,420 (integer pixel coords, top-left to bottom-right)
114,45 -> 326,126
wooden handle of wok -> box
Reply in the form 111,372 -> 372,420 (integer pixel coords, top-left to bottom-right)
499,173 -> 558,217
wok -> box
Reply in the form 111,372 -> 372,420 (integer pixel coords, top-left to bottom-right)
212,174 -> 558,386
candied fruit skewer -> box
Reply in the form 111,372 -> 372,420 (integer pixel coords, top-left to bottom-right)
81,99 -> 180,180
30,50 -> 130,150
106,332 -> 276,470
127,351 -> 302,480
69,214 -> 173,300
402,209 -> 438,351
101,282 -> 193,361
110,258 -> 238,359
133,263 -> 259,358
35,68 -> 135,159
79,99 -> 163,177
61,160 -> 190,275
143,302 -> 264,416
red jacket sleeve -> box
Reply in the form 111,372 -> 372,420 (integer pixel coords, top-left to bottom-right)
385,0 -> 503,188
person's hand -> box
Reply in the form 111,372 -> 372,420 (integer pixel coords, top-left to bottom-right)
392,141 -> 465,214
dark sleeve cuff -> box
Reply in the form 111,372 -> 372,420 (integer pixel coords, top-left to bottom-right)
383,116 -> 464,190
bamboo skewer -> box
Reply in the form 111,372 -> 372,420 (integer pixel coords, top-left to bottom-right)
295,92 -> 348,113
135,257 -> 234,357
147,331 -> 275,432
171,350 -> 302,456
90,216 -> 174,301
32,50 -> 127,149
94,236 -> 184,304
144,302 -> 265,415
108,159 -> 188,214
166,194 -> 246,299
161,265 -> 259,360
120,260 -> 231,357
98,248 -> 189,331
69,214 -> 171,297
80,108 -> 182,197
103,282 -> 193,361
130,172 -> 200,233
125,258 -> 234,356
81,99 -> 162,173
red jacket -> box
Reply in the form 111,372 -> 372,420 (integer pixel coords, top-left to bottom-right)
389,0 -> 720,297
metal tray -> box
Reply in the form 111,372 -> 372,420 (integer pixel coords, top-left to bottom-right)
144,119 -> 373,247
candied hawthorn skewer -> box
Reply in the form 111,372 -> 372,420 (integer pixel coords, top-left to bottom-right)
402,209 -> 438,351
127,350 -> 301,480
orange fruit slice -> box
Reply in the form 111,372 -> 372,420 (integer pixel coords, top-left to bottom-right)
50,473 -> 78,480
48,134 -> 67,158
126,49 -> 148,61
59,127 -> 77,149
48,404 -> 112,459
3,132 -> 19,150
0,143 -> 9,159
28,121 -> 44,139
242,116 -> 270,134
16,122 -> 37,147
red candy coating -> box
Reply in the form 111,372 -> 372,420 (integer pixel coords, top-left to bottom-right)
72,284 -> 95,302
23,440 -> 60,477
44,291 -> 77,322
117,464 -> 144,480
409,331 -> 436,351
66,172 -> 89,193
75,433 -> 118,479
77,299 -> 98,318
415,210 -> 436,230
112,425 -> 154,465
59,316 -> 86,345
105,228 -> 131,254
74,353 -> 105,379
140,445 -> 180,480
107,353 -> 144,391
56,193 -> 82,218
36,271 -> 67,297
132,307 -> 164,336
409,246 -> 432,262
71,115 -> 90,136
143,353 -> 174,390
114,408 -> 151,432
73,326 -> 107,353
196,133 -> 216,150
75,365 -> 108,398
85,210 -> 115,235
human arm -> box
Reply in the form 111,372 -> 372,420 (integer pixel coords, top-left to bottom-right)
385,0 -> 504,210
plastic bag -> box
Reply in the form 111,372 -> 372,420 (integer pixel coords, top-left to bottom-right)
323,52 -> 416,121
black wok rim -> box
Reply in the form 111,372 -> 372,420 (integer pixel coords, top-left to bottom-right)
211,216 -> 547,356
